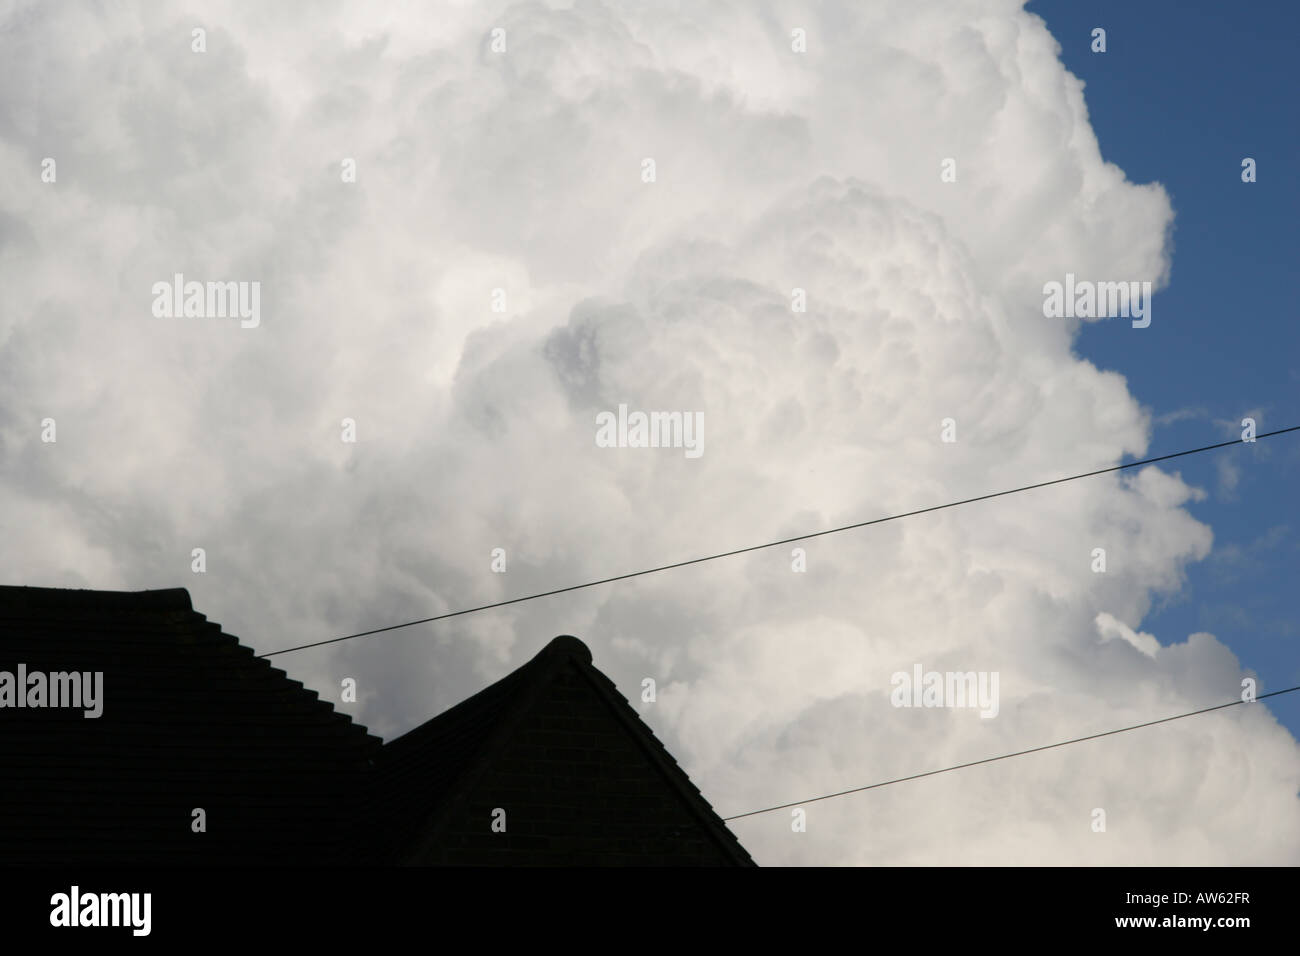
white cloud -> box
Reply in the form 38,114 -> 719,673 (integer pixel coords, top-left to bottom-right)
0,0 -> 1295,864
1096,611 -> 1161,659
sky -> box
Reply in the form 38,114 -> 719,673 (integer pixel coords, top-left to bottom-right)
1027,0 -> 1300,745
1,0 -> 1296,866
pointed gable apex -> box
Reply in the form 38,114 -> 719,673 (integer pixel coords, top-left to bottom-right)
374,636 -> 755,865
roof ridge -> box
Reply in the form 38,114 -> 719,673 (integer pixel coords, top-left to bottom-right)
0,585 -> 193,614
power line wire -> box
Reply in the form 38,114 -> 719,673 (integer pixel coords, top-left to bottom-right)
722,684 -> 1300,821
258,424 -> 1297,658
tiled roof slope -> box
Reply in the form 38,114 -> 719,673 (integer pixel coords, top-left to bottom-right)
0,586 -> 756,866
371,635 -> 756,866
0,585 -> 382,865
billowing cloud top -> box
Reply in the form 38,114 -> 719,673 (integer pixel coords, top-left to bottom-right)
1,0 -> 1294,864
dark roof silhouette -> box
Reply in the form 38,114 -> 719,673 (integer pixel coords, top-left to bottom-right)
0,585 -> 753,866
373,633 -> 754,865
0,585 -> 380,865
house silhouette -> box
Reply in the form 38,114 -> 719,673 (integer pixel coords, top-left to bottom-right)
0,585 -> 754,866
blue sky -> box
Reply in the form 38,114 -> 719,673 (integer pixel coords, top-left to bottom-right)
1029,0 -> 1299,735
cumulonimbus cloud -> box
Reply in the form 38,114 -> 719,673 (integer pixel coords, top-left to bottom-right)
0,0 -> 1294,864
